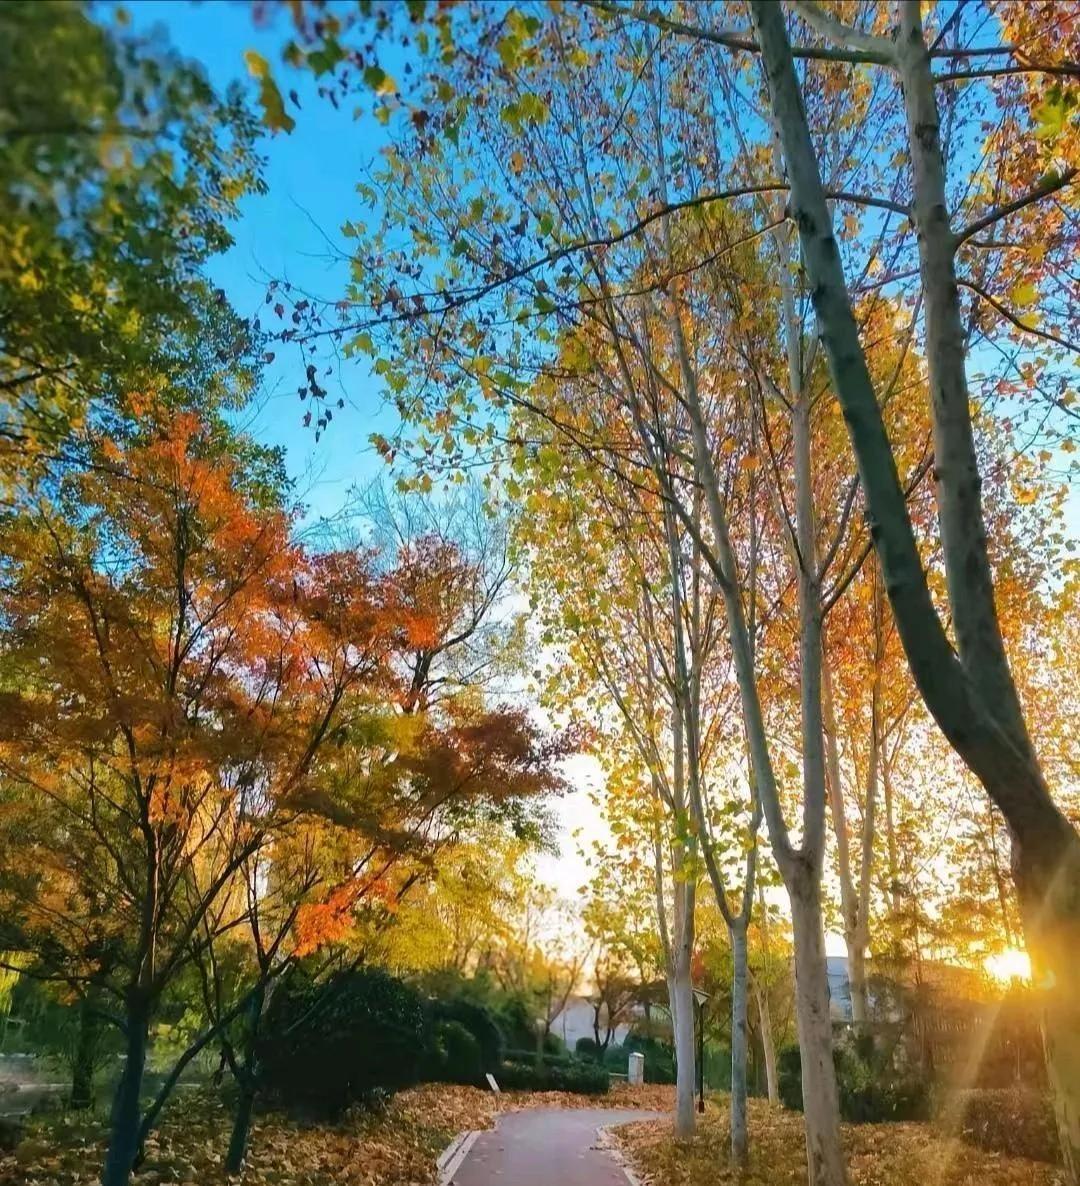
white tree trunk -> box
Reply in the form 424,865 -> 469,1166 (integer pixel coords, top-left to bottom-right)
730,924 -> 750,1165
754,978 -> 780,1106
821,658 -> 868,1026
790,870 -> 847,1186
672,885 -> 697,1139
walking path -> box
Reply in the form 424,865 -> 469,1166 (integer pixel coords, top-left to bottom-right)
443,1106 -> 663,1186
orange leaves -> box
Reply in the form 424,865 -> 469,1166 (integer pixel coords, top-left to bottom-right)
293,885 -> 362,956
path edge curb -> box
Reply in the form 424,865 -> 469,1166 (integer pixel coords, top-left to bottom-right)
437,1128 -> 480,1184
596,1122 -> 646,1186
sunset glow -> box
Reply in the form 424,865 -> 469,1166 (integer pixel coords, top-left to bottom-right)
984,947 -> 1032,984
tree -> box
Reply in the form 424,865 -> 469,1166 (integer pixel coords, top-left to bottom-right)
742,7 -> 1080,1173
0,1 -> 264,489
588,949 -> 640,1053
246,2 -> 1080,1175
0,415 -> 395,1186
483,884 -> 592,1043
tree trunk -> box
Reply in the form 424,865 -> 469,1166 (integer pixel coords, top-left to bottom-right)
789,870 -> 847,1186
730,925 -> 750,1166
225,1078 -> 257,1176
846,946 -> 868,1030
672,943 -> 697,1139
753,978 -> 780,1106
895,4 -> 1031,754
1015,835 -> 1080,1181
821,660 -> 868,1027
70,993 -> 101,1110
101,1003 -> 149,1186
224,981 -> 266,1175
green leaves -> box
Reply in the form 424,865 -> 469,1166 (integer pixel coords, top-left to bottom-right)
500,92 -> 550,133
1033,84 -> 1077,143
244,49 -> 295,133
364,64 -> 398,95
0,1 -> 265,489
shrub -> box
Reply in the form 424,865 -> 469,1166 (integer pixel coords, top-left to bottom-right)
504,1047 -> 575,1067
943,1087 -> 1060,1164
427,1019 -> 485,1086
777,1041 -> 929,1123
428,998 -> 503,1071
496,1057 -> 610,1095
575,1037 -> 600,1060
778,1045 -> 804,1111
258,967 -> 426,1117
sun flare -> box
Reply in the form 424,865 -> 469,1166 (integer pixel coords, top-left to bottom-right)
984,947 -> 1032,984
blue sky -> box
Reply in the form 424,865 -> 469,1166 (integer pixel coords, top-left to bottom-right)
130,0 -> 397,523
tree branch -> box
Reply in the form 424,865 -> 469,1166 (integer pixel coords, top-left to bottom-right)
955,168 -> 1078,246
959,279 -> 1080,355
587,0 -> 896,66
791,0 -> 895,62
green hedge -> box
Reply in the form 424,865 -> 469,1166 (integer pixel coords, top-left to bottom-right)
428,998 -> 503,1072
426,1019 -> 485,1086
615,1036 -> 676,1084
497,1058 -> 610,1094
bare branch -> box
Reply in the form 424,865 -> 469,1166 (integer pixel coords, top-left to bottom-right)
955,168 -> 1079,246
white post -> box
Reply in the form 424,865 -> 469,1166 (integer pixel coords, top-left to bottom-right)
627,1051 -> 645,1087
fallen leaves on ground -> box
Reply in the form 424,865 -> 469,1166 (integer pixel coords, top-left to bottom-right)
0,1080 -> 672,1186
0,1084 -> 497,1186
613,1096 -> 1066,1186
501,1082 -> 675,1113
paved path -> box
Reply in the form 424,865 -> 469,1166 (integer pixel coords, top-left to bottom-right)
446,1107 -> 663,1186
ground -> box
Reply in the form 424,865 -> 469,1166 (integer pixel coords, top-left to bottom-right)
3,1085 -> 1063,1186
0,1082 -> 669,1186
613,1095 -> 1065,1186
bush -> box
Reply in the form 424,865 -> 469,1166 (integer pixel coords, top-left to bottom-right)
944,1087 -> 1060,1164
427,1019 -> 485,1086
575,1037 -> 600,1060
428,998 -> 503,1072
504,1047 -> 575,1067
777,1041 -> 929,1123
496,1057 -> 610,1095
258,967 -> 426,1117
778,1045 -> 804,1111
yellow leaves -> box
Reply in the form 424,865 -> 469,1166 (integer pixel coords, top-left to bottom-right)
615,1095 -> 1062,1186
243,48 -> 269,79
1010,280 -> 1039,308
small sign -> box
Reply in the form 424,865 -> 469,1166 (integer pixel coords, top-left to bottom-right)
485,1072 -> 501,1093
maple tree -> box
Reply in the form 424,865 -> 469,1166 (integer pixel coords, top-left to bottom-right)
0,410 -> 569,1185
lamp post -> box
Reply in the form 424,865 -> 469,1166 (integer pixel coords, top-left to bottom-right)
693,988 -> 709,1114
